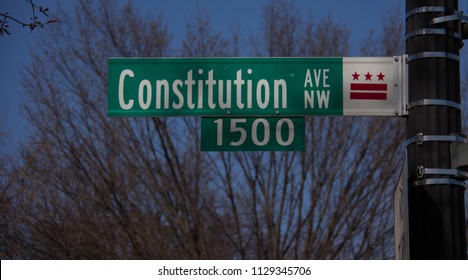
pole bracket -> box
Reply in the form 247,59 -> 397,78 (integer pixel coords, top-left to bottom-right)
406,99 -> 461,111
431,11 -> 468,25
405,28 -> 462,41
407,51 -> 460,62
406,133 -> 467,146
430,10 -> 468,40
411,178 -> 466,189
416,166 -> 468,180
406,6 -> 447,19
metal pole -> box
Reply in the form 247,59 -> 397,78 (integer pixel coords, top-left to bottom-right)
405,0 -> 467,259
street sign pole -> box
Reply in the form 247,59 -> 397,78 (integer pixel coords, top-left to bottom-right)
406,0 -> 467,259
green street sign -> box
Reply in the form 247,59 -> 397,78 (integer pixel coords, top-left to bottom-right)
108,57 -> 405,151
108,57 -> 404,117
108,57 -> 344,117
201,117 -> 305,151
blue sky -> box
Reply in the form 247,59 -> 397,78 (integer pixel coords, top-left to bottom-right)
2,0 -> 467,153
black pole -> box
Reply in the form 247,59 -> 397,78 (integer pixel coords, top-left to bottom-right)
406,0 -> 467,259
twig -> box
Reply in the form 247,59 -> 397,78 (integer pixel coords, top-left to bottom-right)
0,0 -> 64,36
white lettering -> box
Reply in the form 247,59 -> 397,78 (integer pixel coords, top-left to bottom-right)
323,69 -> 330,88
185,70 -> 195,109
138,79 -> 151,110
218,80 -> 232,109
304,69 -> 313,87
172,80 -> 184,109
118,69 -> 134,110
206,70 -> 217,109
304,90 -> 330,109
116,68 -> 292,113
317,90 -> 330,109
313,69 -> 321,87
274,79 -> 287,108
252,119 -> 270,146
234,70 -> 245,109
304,90 -> 314,109
276,119 -> 294,146
156,80 -> 169,109
197,78 -> 204,109
247,79 -> 253,108
256,79 -> 270,109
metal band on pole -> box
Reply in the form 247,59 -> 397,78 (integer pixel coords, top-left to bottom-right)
407,52 -> 460,62
406,6 -> 446,18
407,99 -> 462,110
405,28 -> 462,41
411,178 -> 466,189
432,13 -> 468,25
416,167 -> 468,179
406,133 -> 467,146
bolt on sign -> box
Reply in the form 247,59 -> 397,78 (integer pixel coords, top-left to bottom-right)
108,57 -> 406,151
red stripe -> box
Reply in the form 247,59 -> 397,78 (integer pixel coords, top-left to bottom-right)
350,92 -> 387,100
351,83 -> 387,91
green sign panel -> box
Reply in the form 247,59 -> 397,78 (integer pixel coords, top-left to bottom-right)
108,58 -> 343,117
201,117 -> 305,151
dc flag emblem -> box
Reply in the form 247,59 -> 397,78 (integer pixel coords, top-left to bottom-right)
350,71 -> 388,100
342,57 -> 396,116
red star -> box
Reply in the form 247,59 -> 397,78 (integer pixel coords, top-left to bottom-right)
377,72 -> 385,81
352,71 -> 360,81
364,72 -> 372,81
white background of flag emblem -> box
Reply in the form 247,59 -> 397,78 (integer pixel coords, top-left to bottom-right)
343,57 -> 397,116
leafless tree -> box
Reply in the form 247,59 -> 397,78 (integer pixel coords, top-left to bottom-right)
182,5 -> 231,57
360,5 -> 404,57
300,13 -> 350,57
250,0 -> 301,57
1,0 -> 407,259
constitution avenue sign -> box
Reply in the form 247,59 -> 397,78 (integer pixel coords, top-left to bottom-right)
108,57 -> 406,117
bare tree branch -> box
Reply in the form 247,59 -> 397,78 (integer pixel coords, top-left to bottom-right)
0,0 -> 63,36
